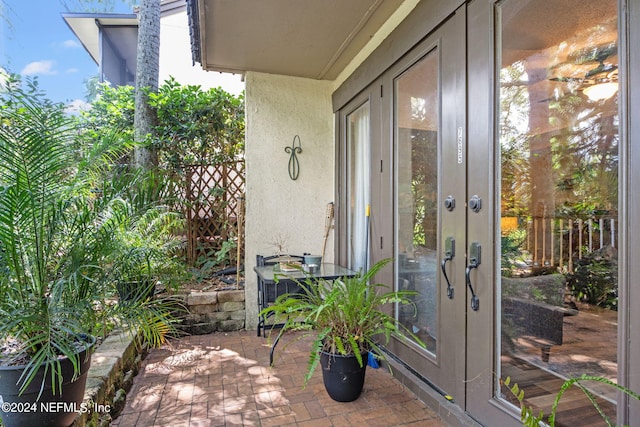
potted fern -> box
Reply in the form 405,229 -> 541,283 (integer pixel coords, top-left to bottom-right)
260,257 -> 423,402
0,77 -> 180,426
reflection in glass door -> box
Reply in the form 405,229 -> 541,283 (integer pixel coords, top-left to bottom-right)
497,0 -> 618,425
395,50 -> 440,355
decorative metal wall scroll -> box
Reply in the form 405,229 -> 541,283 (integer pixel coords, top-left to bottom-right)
285,135 -> 302,180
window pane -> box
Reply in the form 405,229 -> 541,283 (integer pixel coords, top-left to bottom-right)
498,1 -> 618,425
396,50 -> 439,354
347,102 -> 371,272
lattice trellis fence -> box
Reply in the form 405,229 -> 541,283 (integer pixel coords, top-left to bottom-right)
182,161 -> 245,266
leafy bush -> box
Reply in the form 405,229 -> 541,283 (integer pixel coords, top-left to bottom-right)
501,228 -> 528,277
81,77 -> 245,169
504,375 -> 637,427
566,256 -> 617,310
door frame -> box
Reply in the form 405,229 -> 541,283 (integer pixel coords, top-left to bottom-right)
467,0 -> 631,425
464,0 -> 506,423
335,84 -> 381,273
623,0 -> 638,422
333,0 -> 635,425
381,6 -> 468,405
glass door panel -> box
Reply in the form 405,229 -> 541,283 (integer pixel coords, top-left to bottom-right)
395,49 -> 440,355
497,1 -> 618,425
347,101 -> 371,273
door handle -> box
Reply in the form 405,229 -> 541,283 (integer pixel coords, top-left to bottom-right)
466,242 -> 481,311
441,236 -> 455,299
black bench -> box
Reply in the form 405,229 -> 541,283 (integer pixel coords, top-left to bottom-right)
502,274 -> 576,362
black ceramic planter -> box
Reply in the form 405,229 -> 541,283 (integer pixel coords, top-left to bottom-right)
116,279 -> 156,302
320,351 -> 368,402
0,335 -> 96,427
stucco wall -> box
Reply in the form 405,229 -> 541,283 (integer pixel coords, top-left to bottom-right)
244,72 -> 334,330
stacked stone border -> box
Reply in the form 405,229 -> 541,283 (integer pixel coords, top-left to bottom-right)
71,329 -> 145,427
178,289 -> 246,334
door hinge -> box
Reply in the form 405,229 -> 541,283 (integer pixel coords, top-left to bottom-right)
380,84 -> 383,97
380,236 -> 384,249
380,159 -> 383,173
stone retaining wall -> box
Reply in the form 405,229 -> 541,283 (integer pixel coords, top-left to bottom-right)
179,289 -> 246,334
72,329 -> 144,427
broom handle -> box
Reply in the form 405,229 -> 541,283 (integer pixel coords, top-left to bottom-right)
236,195 -> 244,289
321,202 -> 334,262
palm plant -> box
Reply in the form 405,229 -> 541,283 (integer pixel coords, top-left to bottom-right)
0,76 -> 180,397
104,196 -> 187,298
504,375 -> 640,427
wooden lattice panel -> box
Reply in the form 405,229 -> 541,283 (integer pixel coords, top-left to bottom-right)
183,161 -> 245,265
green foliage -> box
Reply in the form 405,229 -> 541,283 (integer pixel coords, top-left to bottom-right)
504,375 -> 639,427
566,257 -> 618,309
148,77 -> 245,167
0,75 -> 182,395
96,166 -> 188,293
79,78 -> 245,268
260,258 -> 425,385
81,83 -> 135,140
194,239 -> 237,281
501,228 -> 528,276
102,197 -> 188,292
81,77 -> 245,169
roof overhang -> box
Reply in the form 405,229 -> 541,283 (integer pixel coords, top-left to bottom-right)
189,0 -> 405,80
63,13 -> 139,86
62,13 -> 138,67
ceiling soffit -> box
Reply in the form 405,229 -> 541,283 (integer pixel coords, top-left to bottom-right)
198,0 -> 404,80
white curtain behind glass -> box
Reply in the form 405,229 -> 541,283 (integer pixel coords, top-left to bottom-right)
347,102 -> 371,273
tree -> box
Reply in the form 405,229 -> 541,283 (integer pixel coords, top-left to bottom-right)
133,0 -> 160,168
59,0 -> 160,168
148,77 -> 245,167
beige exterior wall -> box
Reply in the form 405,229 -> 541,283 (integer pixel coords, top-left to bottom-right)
241,1 -> 420,329
244,72 -> 334,330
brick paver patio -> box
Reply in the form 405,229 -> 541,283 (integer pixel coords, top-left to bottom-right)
111,330 -> 447,426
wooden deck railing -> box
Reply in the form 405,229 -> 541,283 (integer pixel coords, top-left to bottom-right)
505,215 -> 617,272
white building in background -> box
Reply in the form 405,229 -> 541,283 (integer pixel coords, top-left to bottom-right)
63,0 -> 243,95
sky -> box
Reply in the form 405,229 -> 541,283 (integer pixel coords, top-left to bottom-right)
1,0 -> 244,112
1,0 -> 132,109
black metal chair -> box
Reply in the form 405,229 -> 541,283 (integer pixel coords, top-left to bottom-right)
256,254 -> 304,266
255,254 -> 305,337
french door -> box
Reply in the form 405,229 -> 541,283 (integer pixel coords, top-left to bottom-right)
339,0 -> 624,425
467,1 -> 621,425
383,7 -> 469,404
